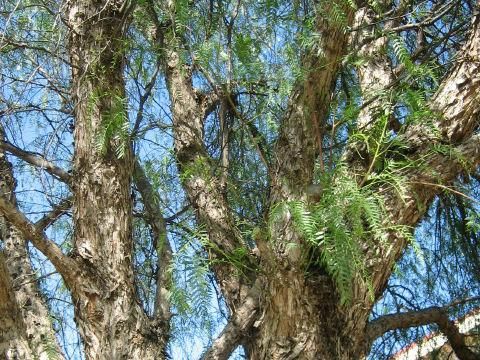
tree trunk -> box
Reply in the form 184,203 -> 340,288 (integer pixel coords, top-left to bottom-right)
0,252 -> 36,359
244,270 -> 369,360
0,127 -> 64,359
64,1 -> 167,358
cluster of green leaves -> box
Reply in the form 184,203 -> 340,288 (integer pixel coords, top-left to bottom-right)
38,332 -> 62,360
168,230 -> 218,348
88,91 -> 130,158
308,31 -> 445,305
272,165 -> 412,305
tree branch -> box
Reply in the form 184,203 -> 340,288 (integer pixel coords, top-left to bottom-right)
271,4 -> 355,202
160,0 -> 256,309
34,196 -> 73,231
202,286 -> 260,360
224,92 -> 270,170
263,4 -> 357,267
350,2 -> 397,131
133,160 -> 172,335
367,306 -> 479,359
360,9 -> 480,302
0,196 -> 79,285
0,140 -> 71,185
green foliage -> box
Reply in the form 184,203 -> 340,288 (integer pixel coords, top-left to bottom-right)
168,230 -> 216,344
179,156 -> 212,183
169,226 -> 254,345
172,0 -> 191,37
434,194 -> 480,282
389,34 -> 439,86
273,165 -> 412,304
466,210 -> 480,234
5,0 -> 479,358
89,91 -> 130,158
390,35 -> 413,70
40,334 -> 62,360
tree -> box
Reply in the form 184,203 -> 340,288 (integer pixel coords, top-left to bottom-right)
0,0 -> 479,359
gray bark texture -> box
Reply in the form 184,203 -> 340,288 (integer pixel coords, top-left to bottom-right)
0,253 -> 36,360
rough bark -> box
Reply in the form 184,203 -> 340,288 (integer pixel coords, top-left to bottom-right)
1,1 -> 173,358
0,253 -> 34,359
271,3 -> 355,204
366,11 -> 480,300
354,7 -> 395,130
63,0 -> 168,358
368,307 -> 477,359
0,128 -> 64,360
391,309 -> 480,360
244,270 -> 370,360
162,25 -> 256,316
206,4 -> 480,359
242,4 -> 369,359
202,285 -> 261,360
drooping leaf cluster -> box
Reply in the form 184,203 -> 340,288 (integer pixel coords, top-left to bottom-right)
272,164 -> 413,305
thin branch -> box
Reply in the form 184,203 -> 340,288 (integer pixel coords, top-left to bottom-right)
164,203 -> 191,223
225,93 -> 270,171
386,1 -> 455,33
367,302 -> 480,360
0,140 -> 71,184
1,37 -> 70,65
133,160 -> 172,334
14,270 -> 58,289
34,196 -> 73,231
131,57 -> 162,137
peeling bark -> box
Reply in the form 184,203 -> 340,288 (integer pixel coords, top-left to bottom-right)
271,3 -> 355,204
367,12 -> 480,301
202,285 -> 260,360
244,270 -> 370,360
240,5 -> 369,359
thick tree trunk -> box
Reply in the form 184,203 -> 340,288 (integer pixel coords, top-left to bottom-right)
239,6 -> 371,359
244,271 -> 369,360
64,1 -> 168,358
